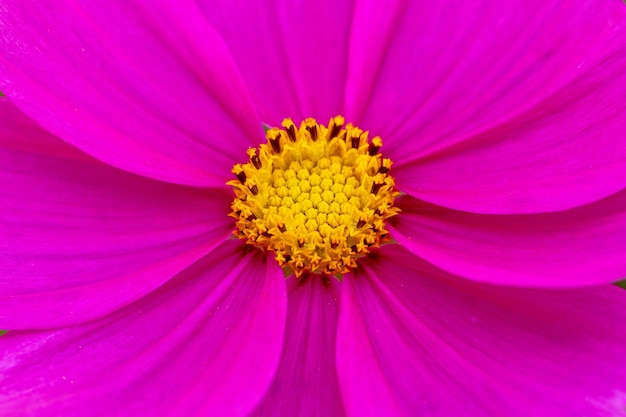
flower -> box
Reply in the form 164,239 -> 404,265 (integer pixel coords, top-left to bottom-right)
1,1 -> 626,416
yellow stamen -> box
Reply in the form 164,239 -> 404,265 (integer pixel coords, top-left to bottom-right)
228,116 -> 400,277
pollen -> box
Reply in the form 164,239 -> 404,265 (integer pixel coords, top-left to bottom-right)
228,116 -> 400,277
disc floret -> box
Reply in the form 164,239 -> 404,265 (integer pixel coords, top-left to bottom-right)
229,116 -> 400,277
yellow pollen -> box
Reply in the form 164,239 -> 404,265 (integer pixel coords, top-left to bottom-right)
228,116 -> 400,277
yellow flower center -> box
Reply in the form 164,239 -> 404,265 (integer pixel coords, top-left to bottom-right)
229,116 -> 400,277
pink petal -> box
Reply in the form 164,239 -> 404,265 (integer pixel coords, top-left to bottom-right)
0,1 -> 261,186
0,241 -> 287,417
0,100 -> 233,329
390,194 -> 626,287
337,245 -> 626,416
348,1 -> 626,213
252,274 -> 346,417
336,272 -> 406,417
201,0 -> 355,126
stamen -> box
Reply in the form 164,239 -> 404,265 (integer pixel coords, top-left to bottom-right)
371,180 -> 384,195
368,137 -> 383,156
247,148 -> 262,169
304,118 -> 319,142
282,119 -> 298,142
378,158 -> 391,174
233,164 -> 247,183
267,129 -> 282,153
328,115 -> 344,140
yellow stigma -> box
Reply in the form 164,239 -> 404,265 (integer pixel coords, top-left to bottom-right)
228,116 -> 400,277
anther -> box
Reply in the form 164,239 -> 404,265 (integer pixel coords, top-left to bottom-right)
249,184 -> 258,195
233,165 -> 247,183
371,181 -> 383,195
346,126 -> 362,149
377,158 -> 392,174
304,119 -> 318,141
247,149 -> 262,169
368,137 -> 383,156
282,119 -> 298,142
267,129 -> 282,153
328,115 -> 344,140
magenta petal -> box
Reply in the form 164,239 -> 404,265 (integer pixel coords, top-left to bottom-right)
343,0 -> 410,124
349,1 -> 626,213
336,272 -> 405,417
252,275 -> 346,417
390,194 -> 626,287
336,245 -> 626,416
0,101 -> 233,328
0,1 -> 261,186
0,241 -> 287,417
201,0 -> 355,125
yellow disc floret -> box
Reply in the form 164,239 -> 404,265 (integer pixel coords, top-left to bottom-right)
228,116 -> 400,277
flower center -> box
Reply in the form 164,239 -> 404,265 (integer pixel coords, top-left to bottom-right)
229,116 -> 400,277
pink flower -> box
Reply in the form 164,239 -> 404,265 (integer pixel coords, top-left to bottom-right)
2,1 -> 626,416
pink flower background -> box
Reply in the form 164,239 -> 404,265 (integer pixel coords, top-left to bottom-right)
1,1 -> 626,416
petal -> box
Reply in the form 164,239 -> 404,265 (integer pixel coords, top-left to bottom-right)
251,274 -> 346,417
201,0 -> 356,126
0,100 -> 233,329
0,241 -> 287,417
389,194 -> 626,287
348,0 -> 626,213
0,1 -> 261,186
336,273 -> 406,417
337,245 -> 626,417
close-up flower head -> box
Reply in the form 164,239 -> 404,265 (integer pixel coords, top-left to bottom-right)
1,1 -> 626,416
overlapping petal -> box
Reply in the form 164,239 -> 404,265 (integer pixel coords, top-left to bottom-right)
0,100 -> 232,329
0,0 -> 261,186
389,194 -> 626,287
347,0 -> 626,213
337,246 -> 626,416
252,275 -> 345,417
200,0 -> 355,126
0,241 -> 287,417
336,271 -> 405,417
